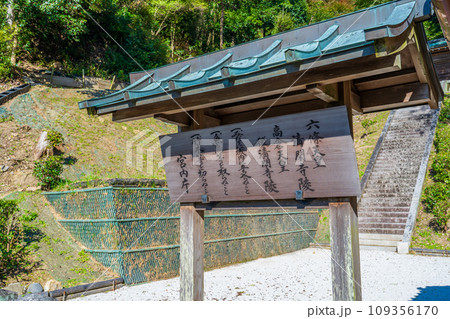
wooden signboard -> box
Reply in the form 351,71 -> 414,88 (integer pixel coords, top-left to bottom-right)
160,105 -> 360,203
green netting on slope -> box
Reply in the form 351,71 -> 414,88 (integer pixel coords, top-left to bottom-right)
8,93 -> 49,130
59,211 -> 318,250
59,217 -> 180,250
0,107 -> 12,119
45,187 -> 320,284
46,187 -> 178,219
89,230 -> 316,284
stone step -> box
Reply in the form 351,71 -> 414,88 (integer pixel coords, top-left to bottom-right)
357,105 -> 437,249
359,238 -> 400,247
369,171 -> 418,175
359,228 -> 404,235
384,138 -> 428,142
359,207 -> 410,212
364,181 -> 416,188
358,212 -> 410,218
358,216 -> 408,224
361,190 -> 414,196
369,166 -> 420,171
377,145 -> 425,149
369,169 -> 419,174
377,147 -> 426,152
365,179 -> 417,185
359,233 -> 403,241
359,199 -> 412,207
359,222 -> 406,229
360,245 -> 397,252
359,196 -> 412,203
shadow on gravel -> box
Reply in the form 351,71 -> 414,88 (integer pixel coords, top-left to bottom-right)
411,286 -> 450,301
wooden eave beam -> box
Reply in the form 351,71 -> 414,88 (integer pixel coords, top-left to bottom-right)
214,89 -> 316,116
353,68 -> 418,91
111,54 -> 404,123
306,83 -> 339,103
220,99 -> 330,125
190,109 -> 221,130
360,81 -> 430,113
154,113 -> 191,127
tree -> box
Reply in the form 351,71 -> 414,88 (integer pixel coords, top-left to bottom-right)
6,0 -> 17,66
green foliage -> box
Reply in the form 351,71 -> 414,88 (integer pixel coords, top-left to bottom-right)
423,15 -> 444,41
432,152 -> 450,182
0,199 -> 38,283
1,0 -> 444,84
0,26 -> 14,80
422,100 -> 450,232
46,130 -> 64,148
361,119 -> 376,130
307,0 -> 355,23
33,155 -> 64,190
0,115 -> 14,123
76,250 -> 89,264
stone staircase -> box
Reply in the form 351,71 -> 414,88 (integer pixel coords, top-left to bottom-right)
358,105 -> 439,251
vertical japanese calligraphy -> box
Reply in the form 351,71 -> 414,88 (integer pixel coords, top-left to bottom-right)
273,125 -> 289,173
161,106 -> 361,202
211,130 -> 230,196
177,154 -> 189,193
191,134 -> 208,195
258,138 -> 279,193
231,128 -> 252,194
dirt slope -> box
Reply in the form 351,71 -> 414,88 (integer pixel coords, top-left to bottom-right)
0,85 -> 176,196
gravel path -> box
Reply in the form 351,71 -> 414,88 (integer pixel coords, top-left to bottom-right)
79,248 -> 450,301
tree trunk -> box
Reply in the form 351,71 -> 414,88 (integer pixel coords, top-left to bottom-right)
7,0 -> 17,66
219,0 -> 224,49
170,24 -> 175,60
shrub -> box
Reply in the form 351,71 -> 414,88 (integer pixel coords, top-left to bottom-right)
434,124 -> 450,154
431,152 -> 450,182
422,100 -> 450,232
423,183 -> 450,212
0,199 -> 38,283
46,130 -> 64,148
361,119 -> 376,130
0,27 -> 14,81
431,200 -> 450,231
33,155 -> 64,190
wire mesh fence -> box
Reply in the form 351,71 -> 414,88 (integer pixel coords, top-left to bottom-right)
45,187 -> 320,284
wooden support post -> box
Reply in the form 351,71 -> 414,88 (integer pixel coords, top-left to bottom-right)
180,204 -> 204,301
329,198 -> 362,301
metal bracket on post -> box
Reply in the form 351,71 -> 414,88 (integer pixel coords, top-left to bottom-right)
295,190 -> 304,201
201,195 -> 210,204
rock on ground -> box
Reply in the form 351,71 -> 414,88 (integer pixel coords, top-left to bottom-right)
27,283 -> 43,294
5,283 -> 23,296
44,279 -> 62,292
77,248 -> 450,301
18,292 -> 55,301
0,289 -> 18,301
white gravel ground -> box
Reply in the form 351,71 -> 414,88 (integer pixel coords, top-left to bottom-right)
79,248 -> 450,301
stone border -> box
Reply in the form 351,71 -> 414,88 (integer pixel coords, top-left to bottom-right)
398,107 -> 441,254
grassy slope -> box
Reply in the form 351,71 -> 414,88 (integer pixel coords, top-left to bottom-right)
3,192 -> 117,288
0,86 -> 176,194
0,85 -> 176,288
411,97 -> 450,250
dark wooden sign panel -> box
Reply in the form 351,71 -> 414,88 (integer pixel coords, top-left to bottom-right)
160,106 -> 360,203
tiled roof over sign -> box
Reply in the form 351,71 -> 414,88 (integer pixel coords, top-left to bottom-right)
79,0 -> 440,119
